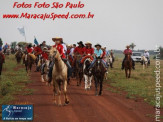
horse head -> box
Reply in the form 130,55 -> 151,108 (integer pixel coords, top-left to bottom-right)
93,57 -> 103,73
49,47 -> 60,61
84,58 -> 91,68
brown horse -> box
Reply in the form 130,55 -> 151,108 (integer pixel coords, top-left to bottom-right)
124,54 -> 132,78
15,50 -> 23,64
24,54 -> 34,76
74,55 -> 83,86
0,53 -> 4,76
92,58 -> 106,96
49,47 -> 69,106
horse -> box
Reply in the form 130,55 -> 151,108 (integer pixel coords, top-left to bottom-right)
141,56 -> 148,69
49,47 -> 69,106
124,54 -> 132,78
107,55 -> 113,68
74,55 -> 83,86
92,57 -> 106,96
83,58 -> 93,90
24,53 -> 35,76
15,50 -> 23,64
0,53 -> 4,76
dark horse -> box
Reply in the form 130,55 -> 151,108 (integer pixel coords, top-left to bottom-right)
92,57 -> 106,96
124,54 -> 132,78
0,53 -> 4,76
15,50 -> 23,64
74,55 -> 83,86
24,53 -> 34,76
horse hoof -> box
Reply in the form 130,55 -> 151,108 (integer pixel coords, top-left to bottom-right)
65,100 -> 69,105
53,101 -> 57,105
58,104 -> 62,107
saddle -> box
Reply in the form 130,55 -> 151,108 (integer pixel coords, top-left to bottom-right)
81,55 -> 93,64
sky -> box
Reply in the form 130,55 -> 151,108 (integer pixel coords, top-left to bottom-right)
0,0 -> 163,50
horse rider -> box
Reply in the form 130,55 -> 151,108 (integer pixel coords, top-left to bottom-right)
143,50 -> 150,65
0,47 -> 5,63
81,41 -> 94,64
3,43 -> 9,54
121,45 -> 135,70
41,47 -> 49,75
73,41 -> 85,66
61,40 -> 67,57
23,44 -> 36,63
15,45 -> 22,55
88,43 -> 108,71
110,49 -> 114,62
41,41 -> 48,50
74,41 -> 85,56
33,44 -> 43,72
48,37 -> 72,81
69,44 -> 76,61
67,45 -> 73,63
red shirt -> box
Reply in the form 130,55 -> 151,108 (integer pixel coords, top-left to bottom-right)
42,51 -> 48,60
102,51 -> 106,58
34,46 -> 42,53
67,49 -> 70,55
26,47 -> 33,53
53,44 -> 66,59
124,49 -> 132,55
74,47 -> 84,55
84,47 -> 94,55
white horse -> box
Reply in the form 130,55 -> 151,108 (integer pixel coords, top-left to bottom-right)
141,56 -> 148,69
83,58 -> 93,90
107,55 -> 113,68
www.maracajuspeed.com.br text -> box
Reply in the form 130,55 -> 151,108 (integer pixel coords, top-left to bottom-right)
2,12 -> 94,20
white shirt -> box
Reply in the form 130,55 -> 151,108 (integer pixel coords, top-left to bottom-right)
144,52 -> 149,57
70,48 -> 74,56
62,43 -> 67,53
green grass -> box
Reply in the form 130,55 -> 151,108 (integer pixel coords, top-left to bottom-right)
0,55 -> 32,118
106,58 -> 163,107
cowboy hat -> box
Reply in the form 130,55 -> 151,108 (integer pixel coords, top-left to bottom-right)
77,41 -> 84,47
126,45 -> 130,48
95,43 -> 101,47
85,41 -> 92,45
77,41 -> 83,45
52,37 -> 63,42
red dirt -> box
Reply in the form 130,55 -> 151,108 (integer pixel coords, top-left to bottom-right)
14,68 -> 158,122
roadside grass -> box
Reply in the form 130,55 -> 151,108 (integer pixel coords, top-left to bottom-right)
0,55 -> 33,118
106,58 -> 163,107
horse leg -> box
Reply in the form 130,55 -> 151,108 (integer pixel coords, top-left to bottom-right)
63,80 -> 69,105
89,76 -> 93,89
128,69 -> 131,78
94,77 -> 98,96
84,75 -> 88,90
125,69 -> 127,78
53,81 -> 57,105
99,80 -> 103,95
41,75 -> 45,82
58,82 -> 62,106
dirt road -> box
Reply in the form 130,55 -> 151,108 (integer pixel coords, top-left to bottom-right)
15,68 -> 155,122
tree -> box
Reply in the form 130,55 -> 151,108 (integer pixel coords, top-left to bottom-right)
0,38 -> 3,47
130,43 -> 136,50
